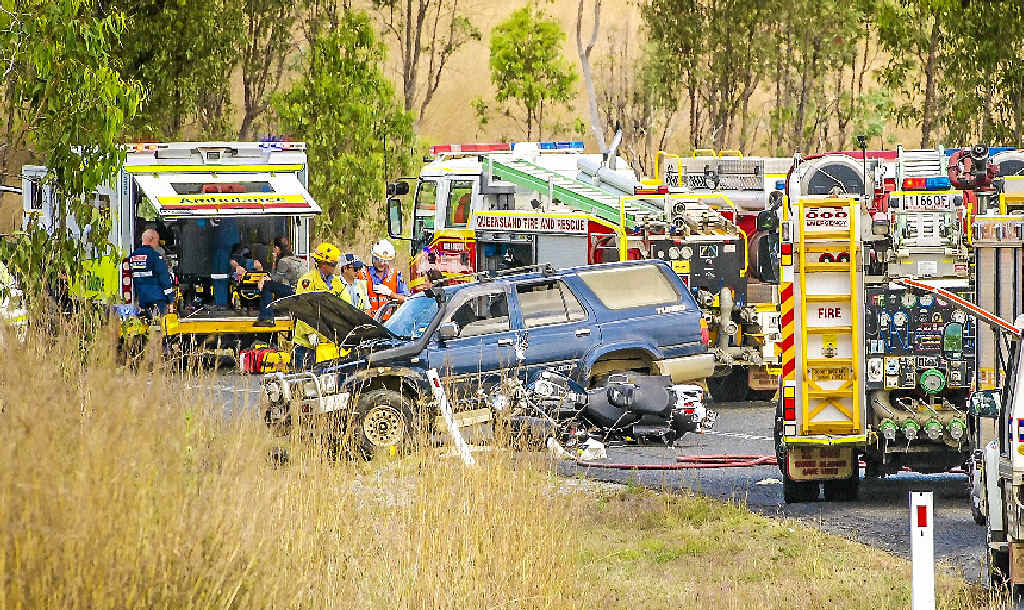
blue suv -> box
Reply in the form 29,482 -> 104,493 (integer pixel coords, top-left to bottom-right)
262,260 -> 713,455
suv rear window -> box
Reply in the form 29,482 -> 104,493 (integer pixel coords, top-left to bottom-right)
577,265 -> 681,310
516,281 -> 587,328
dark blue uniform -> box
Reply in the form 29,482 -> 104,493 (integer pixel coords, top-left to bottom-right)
129,245 -> 174,313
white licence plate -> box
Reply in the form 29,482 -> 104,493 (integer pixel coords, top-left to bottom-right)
894,193 -> 953,210
322,392 -> 350,413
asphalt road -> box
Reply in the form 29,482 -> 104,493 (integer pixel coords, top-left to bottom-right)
559,401 -> 987,582
203,377 -> 987,582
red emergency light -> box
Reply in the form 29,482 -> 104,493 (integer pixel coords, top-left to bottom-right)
429,143 -> 512,155
902,177 -> 927,190
634,185 -> 669,195
783,396 -> 796,421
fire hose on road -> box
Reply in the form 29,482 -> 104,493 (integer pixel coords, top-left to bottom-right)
573,454 -> 779,470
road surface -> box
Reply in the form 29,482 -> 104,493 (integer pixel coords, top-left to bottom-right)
205,377 -> 985,581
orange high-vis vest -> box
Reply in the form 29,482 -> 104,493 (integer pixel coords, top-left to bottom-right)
359,267 -> 400,315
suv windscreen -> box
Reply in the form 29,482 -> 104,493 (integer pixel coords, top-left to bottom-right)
516,280 -> 587,327
383,295 -> 439,339
578,265 -> 681,310
446,290 -> 510,337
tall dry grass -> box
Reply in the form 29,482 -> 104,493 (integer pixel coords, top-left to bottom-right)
0,321 -> 580,609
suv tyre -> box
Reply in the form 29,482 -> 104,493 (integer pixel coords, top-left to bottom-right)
353,389 -> 414,459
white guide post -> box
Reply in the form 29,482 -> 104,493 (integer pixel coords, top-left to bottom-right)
427,369 -> 475,466
910,491 -> 935,610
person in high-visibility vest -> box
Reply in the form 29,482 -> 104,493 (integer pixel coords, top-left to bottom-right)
359,239 -> 410,320
292,242 -> 345,370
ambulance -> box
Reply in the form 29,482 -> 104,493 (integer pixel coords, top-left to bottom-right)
22,141 -> 321,358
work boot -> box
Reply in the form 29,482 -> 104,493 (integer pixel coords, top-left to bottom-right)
253,319 -> 275,327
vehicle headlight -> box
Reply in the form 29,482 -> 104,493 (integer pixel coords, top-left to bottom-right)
320,373 -> 338,394
265,380 -> 282,403
302,379 -> 319,399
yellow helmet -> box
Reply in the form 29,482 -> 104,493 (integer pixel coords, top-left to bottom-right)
312,242 -> 341,265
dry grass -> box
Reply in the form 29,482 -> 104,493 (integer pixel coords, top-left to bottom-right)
0,319 -> 989,609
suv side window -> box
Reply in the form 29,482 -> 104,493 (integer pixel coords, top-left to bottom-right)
516,280 -> 587,328
577,265 -> 681,310
446,290 -> 511,337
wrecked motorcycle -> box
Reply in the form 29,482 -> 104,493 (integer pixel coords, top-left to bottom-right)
491,370 -> 717,449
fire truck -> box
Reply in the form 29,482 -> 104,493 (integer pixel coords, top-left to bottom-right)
21,141 -> 321,358
385,141 -> 779,399
649,151 -> 795,399
772,145 -> 982,502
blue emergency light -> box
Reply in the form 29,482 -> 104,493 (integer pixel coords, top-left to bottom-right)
537,141 -> 585,150
775,180 -> 786,191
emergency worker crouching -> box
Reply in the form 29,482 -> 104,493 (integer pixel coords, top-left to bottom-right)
130,228 -> 174,315
359,239 -> 410,320
338,253 -> 370,312
292,242 -> 345,369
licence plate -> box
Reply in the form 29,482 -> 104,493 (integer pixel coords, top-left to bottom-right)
893,193 -> 953,210
322,392 -> 350,413
787,446 -> 853,481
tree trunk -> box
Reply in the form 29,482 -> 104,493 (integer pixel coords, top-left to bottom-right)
576,0 -> 607,152
920,16 -> 940,148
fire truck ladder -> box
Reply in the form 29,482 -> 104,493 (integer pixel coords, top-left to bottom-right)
485,157 -> 662,229
797,198 -> 860,435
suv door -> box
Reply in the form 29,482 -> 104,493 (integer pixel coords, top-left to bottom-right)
510,278 -> 598,381
426,284 -> 519,401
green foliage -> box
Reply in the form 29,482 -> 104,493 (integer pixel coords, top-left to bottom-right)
0,0 -> 141,295
239,0 -> 300,138
938,2 -> 1024,146
106,0 -> 246,139
488,4 -> 577,140
273,9 -> 415,241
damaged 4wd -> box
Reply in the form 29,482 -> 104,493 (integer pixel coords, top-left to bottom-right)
261,260 -> 716,456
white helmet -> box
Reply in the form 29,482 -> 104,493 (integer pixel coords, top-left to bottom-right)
370,239 -> 396,263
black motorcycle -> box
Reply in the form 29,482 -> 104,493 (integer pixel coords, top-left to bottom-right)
493,370 -> 716,449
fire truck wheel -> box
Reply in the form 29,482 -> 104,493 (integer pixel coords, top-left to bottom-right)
707,368 -> 748,403
352,389 -> 414,459
782,471 -> 819,503
747,389 -> 777,402
822,467 -> 859,502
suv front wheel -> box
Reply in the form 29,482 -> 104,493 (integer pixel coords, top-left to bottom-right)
353,389 -> 414,458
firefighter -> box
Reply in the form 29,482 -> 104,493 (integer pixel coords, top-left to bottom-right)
361,239 -> 410,319
130,228 -> 174,315
292,242 -> 345,370
339,253 -> 370,312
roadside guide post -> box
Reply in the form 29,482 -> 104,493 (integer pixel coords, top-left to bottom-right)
427,369 -> 476,466
910,491 -> 935,610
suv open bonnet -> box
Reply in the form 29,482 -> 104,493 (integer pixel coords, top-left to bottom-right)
271,291 -> 396,345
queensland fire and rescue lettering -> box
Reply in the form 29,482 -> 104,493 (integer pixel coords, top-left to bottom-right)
472,214 -> 587,234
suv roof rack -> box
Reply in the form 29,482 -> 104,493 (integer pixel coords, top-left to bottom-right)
476,263 -> 557,283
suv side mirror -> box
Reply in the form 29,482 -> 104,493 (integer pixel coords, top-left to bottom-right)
438,321 -> 459,341
387,197 -> 403,239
